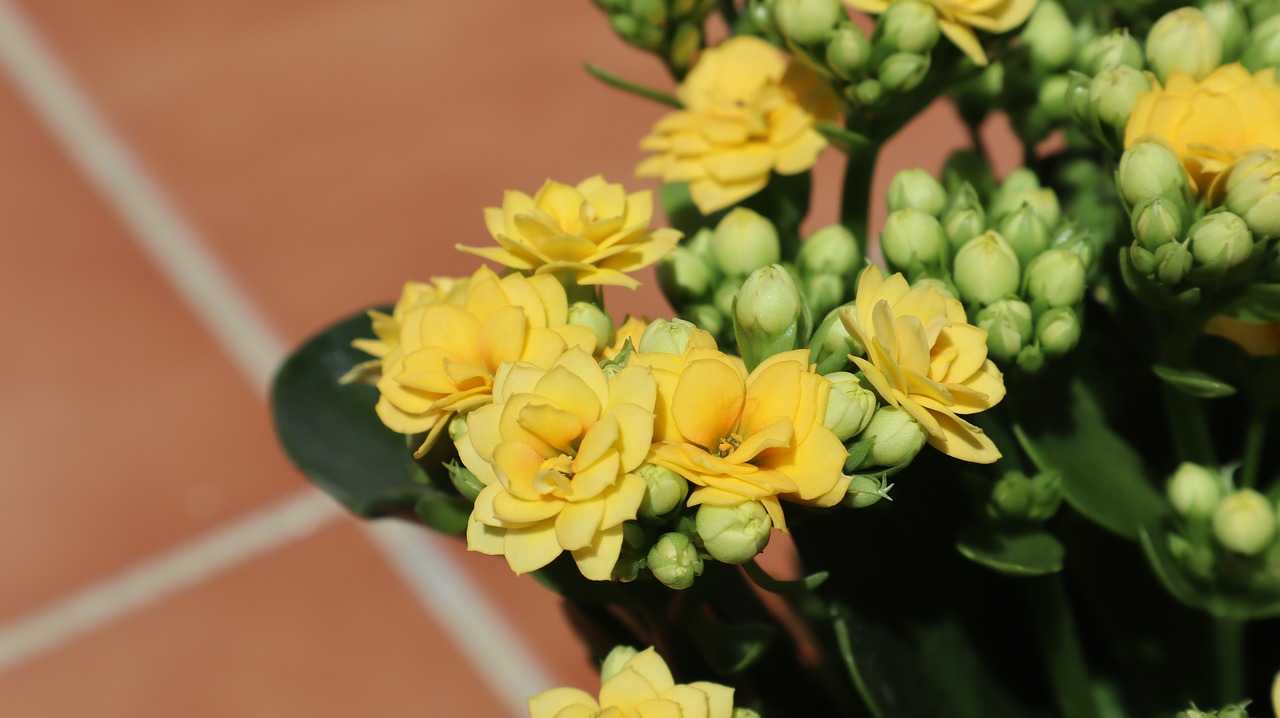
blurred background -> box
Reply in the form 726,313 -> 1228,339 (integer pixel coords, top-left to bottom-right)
0,1 -> 1018,715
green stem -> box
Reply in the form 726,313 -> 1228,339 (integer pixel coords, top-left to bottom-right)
1159,315 -> 1218,466
584,64 -> 681,108
1240,408 -> 1267,489
838,125 -> 879,254
1214,616 -> 1245,705
1028,576 -> 1098,718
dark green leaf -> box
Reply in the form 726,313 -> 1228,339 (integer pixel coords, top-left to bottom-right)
1151,364 -> 1236,399
742,560 -> 829,596
413,490 -> 471,535
956,525 -> 1065,577
271,309 -> 425,517
683,610 -> 776,674
1220,283 -> 1280,322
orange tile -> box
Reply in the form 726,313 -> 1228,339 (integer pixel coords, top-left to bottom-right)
0,75 -> 300,621
0,522 -> 508,718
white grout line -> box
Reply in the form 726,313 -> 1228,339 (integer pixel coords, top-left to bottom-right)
0,1 -> 554,711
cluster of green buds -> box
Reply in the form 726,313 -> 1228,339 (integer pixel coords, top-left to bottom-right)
978,0 -> 1077,145
1176,702 -> 1256,718
766,0 -> 941,112
1119,144 -> 1277,307
985,469 -> 1063,523
879,167 -> 1096,372
592,0 -> 718,74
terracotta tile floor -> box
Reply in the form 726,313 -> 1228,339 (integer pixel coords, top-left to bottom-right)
1,1 -> 1011,715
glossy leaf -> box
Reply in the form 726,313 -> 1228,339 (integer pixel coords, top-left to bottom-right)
1151,364 -> 1236,399
1220,283 -> 1280,322
956,525 -> 1065,577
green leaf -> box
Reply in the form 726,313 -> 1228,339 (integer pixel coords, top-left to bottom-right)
1220,283 -> 1280,322
815,123 -> 873,155
683,610 -> 776,674
1151,364 -> 1237,399
271,309 -> 426,517
742,560 -> 829,596
956,525 -> 1065,577
1013,380 -> 1166,540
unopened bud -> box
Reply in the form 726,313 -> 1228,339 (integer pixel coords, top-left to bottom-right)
1200,0 -> 1249,61
976,299 -> 1033,362
657,246 -> 715,306
843,474 -> 892,508
569,301 -> 616,355
913,277 -> 958,299
945,208 -> 986,249
999,204 -> 1052,266
812,306 -> 864,374
696,501 -> 773,564
639,317 -> 712,354
713,208 -> 781,276
685,303 -> 726,341
1212,488 -> 1277,555
803,272 -> 846,319
854,78 -> 883,105
881,208 -> 949,273
991,187 -> 1060,229
445,461 -> 485,502
636,463 -> 689,519
734,265 -> 811,370
1080,29 -> 1144,74
1118,142 -> 1191,210
1016,343 -> 1046,373
878,52 -> 931,93
879,0 -> 941,53
1146,8 -> 1223,83
1024,249 -> 1086,308
1166,462 -> 1222,518
1243,15 -> 1280,72
1225,151 -> 1280,238
1154,241 -> 1195,285
1036,306 -> 1082,356
1038,74 -> 1071,120
600,645 -> 640,683
990,471 -> 1034,518
798,225 -> 862,279
859,406 -> 927,468
954,231 -> 1021,306
774,0 -> 843,45
823,371 -> 877,441
1188,211 -> 1254,273
1089,64 -> 1153,139
1021,1 -> 1074,70
648,532 -> 704,589
888,169 -> 947,217
1131,194 -> 1185,250
827,26 -> 872,80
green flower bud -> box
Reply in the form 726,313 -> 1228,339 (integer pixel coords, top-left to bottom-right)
714,282 -> 739,319
1024,248 -> 1086,308
879,0 -> 941,53
1065,71 -> 1094,131
1131,194 -> 1185,250
1129,243 -> 1158,275
685,302 -> 727,340
448,413 -> 470,443
1035,306 -> 1081,356
1154,241 -> 1194,285
568,301 -> 616,355
1243,15 -> 1280,72
859,406 -> 927,468
954,231 -> 1021,306
1118,142 -> 1191,210
999,204 -> 1053,267
686,226 -> 716,263
713,207 -> 781,276
636,463 -> 690,519
696,501 -> 773,564
1080,29 -> 1144,74
648,532 -> 704,589
827,26 -> 873,80
888,168 -> 948,217
976,299 -> 1033,362
732,708 -> 764,718
1200,0 -> 1249,61
1001,168 -> 1041,198
945,208 -> 986,249
774,0 -> 843,45
1021,1 -> 1074,70
445,460 -> 485,503
1148,8 -> 1223,83
657,247 -> 715,306
950,63 -> 1004,124
631,0 -> 668,25
1167,462 -> 1222,518
878,52 -> 931,93
843,474 -> 892,508
1089,64 -> 1153,139
798,224 -> 862,279
1225,151 -> 1280,238
639,317 -> 702,354
1188,211 -> 1254,273
1016,342 -> 1045,373
1037,74 -> 1072,121
913,277 -> 958,299
734,265 -> 812,371
944,181 -> 986,223
854,78 -> 883,106
803,272 -> 846,319
600,645 -> 640,683
823,371 -> 878,441
811,306 -> 864,374
669,22 -> 704,75
990,471 -> 1034,518
1212,488 -> 1277,555
881,208 -> 949,274
991,187 -> 1060,229
1052,229 -> 1098,273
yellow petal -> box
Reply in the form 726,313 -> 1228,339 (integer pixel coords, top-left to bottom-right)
466,516 -> 505,556
673,357 -> 747,451
601,666 -> 662,708
556,498 -> 605,551
602,472 -> 648,529
502,521 -> 564,575
939,18 -> 989,66
528,688 -> 599,718
572,524 -> 626,581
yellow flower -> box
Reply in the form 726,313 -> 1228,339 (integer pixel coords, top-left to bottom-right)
343,277 -> 471,386
528,647 -> 734,718
1206,315 -> 1280,357
375,266 -> 596,457
840,267 -> 1006,463
1126,64 -> 1280,197
845,0 -> 1037,66
459,346 -> 658,580
637,36 -> 840,215
634,346 -> 849,532
456,176 -> 680,290
603,315 -> 649,360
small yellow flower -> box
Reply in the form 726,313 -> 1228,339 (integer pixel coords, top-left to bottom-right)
1126,63 -> 1280,197
528,647 -> 735,718
457,176 -> 680,289
345,277 -> 470,380
1206,315 -> 1280,357
459,347 -> 658,580
637,36 -> 840,215
634,346 -> 849,532
845,0 -> 1037,66
840,267 -> 1006,463
374,266 -> 596,457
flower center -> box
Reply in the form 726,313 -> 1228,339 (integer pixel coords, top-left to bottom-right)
712,432 -> 743,458
536,453 -> 575,492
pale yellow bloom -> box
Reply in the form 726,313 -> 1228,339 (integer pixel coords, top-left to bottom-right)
1206,315 -> 1280,357
528,647 -> 734,718
637,36 -> 840,214
459,347 -> 658,580
343,277 -> 471,385
457,176 -> 680,290
1126,64 -> 1280,197
603,316 -> 649,360
375,266 -> 596,457
840,268 -> 1006,463
845,0 -> 1037,66
634,346 -> 849,532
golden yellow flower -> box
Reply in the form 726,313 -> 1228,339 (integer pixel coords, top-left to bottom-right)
634,346 -> 849,532
343,277 -> 471,386
528,647 -> 735,718
1206,315 -> 1280,357
456,176 -> 680,290
840,267 -> 1005,463
845,0 -> 1036,66
1126,64 -> 1280,197
459,347 -> 658,580
375,266 -> 596,457
603,315 -> 649,360
637,36 -> 840,215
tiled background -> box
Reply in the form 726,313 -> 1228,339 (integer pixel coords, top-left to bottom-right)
0,2 -> 1015,715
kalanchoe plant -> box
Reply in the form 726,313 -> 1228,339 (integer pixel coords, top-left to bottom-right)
271,1 -> 1280,716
